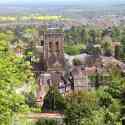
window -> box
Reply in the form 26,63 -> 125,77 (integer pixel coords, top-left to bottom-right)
56,41 -> 59,50
41,40 -> 44,46
49,42 -> 52,50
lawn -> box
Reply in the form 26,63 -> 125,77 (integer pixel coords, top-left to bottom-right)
64,43 -> 85,55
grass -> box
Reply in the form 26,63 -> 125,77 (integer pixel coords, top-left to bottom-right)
64,43 -> 85,55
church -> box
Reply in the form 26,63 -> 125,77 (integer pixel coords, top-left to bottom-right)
35,30 -> 94,105
36,31 -> 66,105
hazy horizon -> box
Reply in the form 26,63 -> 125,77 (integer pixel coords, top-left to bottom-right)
0,0 -> 125,6
0,0 -> 124,17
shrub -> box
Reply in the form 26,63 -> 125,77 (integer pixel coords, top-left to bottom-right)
36,118 -> 58,125
42,86 -> 65,113
64,44 -> 84,55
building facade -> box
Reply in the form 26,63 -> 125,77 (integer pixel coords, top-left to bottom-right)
36,31 -> 65,105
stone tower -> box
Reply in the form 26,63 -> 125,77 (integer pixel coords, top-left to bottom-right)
36,31 -> 65,105
43,31 -> 65,72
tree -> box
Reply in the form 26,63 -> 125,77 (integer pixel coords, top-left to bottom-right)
64,91 -> 97,125
25,92 -> 36,108
42,86 -> 65,113
80,27 -> 88,44
0,32 -> 35,124
36,118 -> 58,125
111,26 -> 121,41
102,36 -> 113,57
89,29 -> 97,44
114,46 -> 123,60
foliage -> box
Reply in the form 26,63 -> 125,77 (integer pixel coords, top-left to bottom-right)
81,108 -> 122,125
64,88 -> 122,125
0,32 -> 35,125
64,91 -> 97,125
12,114 -> 35,125
64,66 -> 124,125
64,44 -> 84,55
65,26 -> 90,45
42,86 -> 65,113
1,23 -> 125,125
25,92 -> 36,108
36,118 -> 58,125
64,26 -> 125,59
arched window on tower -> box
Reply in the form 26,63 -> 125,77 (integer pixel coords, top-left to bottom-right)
41,40 -> 44,46
49,42 -> 52,51
56,41 -> 59,51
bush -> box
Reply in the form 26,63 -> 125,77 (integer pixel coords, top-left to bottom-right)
64,44 -> 84,55
36,118 -> 58,125
64,91 -> 97,125
25,92 -> 36,108
42,86 -> 65,113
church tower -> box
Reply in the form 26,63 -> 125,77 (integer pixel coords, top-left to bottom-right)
43,31 -> 65,72
36,31 -> 65,105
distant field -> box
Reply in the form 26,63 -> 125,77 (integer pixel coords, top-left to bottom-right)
0,15 -> 65,22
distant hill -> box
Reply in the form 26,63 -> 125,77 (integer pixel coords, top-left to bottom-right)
0,0 -> 125,18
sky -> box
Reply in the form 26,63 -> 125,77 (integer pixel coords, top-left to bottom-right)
0,0 -> 124,5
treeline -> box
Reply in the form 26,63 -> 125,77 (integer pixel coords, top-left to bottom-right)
65,26 -> 124,45
64,26 -> 125,58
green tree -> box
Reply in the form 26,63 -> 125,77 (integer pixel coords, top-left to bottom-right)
80,27 -> 88,44
102,36 -> 113,56
111,26 -> 121,41
89,29 -> 97,43
64,91 -> 97,125
25,92 -> 36,108
0,32 -> 35,124
42,86 -> 65,113
36,118 -> 58,125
